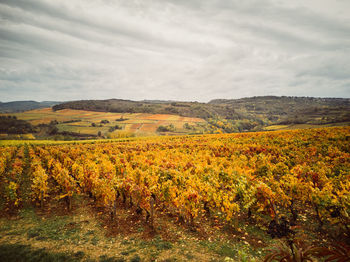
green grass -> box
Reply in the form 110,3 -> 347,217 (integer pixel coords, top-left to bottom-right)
130,254 -> 141,262
26,218 -> 80,241
2,208 -> 80,242
0,199 -> 268,262
152,236 -> 173,251
199,240 -> 260,261
99,255 -> 126,262
0,244 -> 83,262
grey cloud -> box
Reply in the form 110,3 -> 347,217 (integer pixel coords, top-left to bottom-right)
0,26 -> 84,57
0,0 -> 221,56
297,63 -> 350,81
0,0 -> 349,102
174,0 -> 350,39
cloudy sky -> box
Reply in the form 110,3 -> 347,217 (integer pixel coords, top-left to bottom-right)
0,0 -> 349,102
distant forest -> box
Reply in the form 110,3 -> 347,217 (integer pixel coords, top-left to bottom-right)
0,116 -> 35,134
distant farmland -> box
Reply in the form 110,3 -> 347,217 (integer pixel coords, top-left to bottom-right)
8,108 -> 206,136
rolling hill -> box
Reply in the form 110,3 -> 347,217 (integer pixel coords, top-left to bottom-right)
0,101 -> 61,113
1,96 -> 349,139
53,96 -> 350,127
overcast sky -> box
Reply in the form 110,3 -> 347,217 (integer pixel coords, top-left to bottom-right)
0,0 -> 349,102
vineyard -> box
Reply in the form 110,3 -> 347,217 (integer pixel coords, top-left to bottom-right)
0,126 -> 350,261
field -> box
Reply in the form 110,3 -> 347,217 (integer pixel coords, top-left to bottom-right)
264,122 -> 350,131
0,126 -> 350,261
6,108 -> 206,136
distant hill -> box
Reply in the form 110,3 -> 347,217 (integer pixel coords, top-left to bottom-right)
0,101 -> 61,113
53,96 -> 350,126
2,96 -> 349,137
53,99 -> 218,119
208,96 -> 350,125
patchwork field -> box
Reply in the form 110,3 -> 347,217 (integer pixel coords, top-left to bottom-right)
6,108 -> 206,136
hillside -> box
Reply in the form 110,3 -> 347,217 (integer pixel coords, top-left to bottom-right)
1,96 -> 349,140
53,99 -> 218,119
53,96 -> 350,131
0,101 -> 61,113
209,96 -> 350,124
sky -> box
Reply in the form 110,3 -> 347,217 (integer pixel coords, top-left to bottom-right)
0,0 -> 349,102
